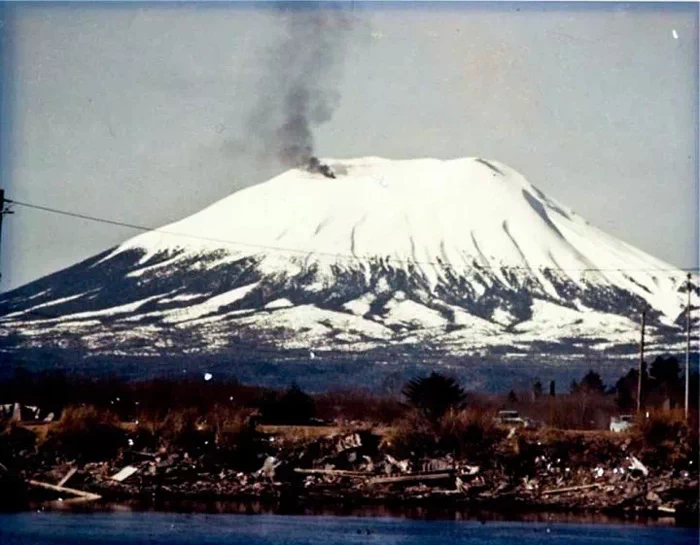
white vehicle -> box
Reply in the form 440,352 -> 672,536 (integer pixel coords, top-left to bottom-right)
495,410 -> 540,429
495,410 -> 526,426
609,415 -> 635,433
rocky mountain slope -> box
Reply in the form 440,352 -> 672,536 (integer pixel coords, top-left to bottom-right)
0,157 -> 695,387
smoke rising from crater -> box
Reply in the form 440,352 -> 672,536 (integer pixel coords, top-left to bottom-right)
245,6 -> 353,170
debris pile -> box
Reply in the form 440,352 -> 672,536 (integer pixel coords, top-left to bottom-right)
3,424 -> 698,520
1,403 -> 53,422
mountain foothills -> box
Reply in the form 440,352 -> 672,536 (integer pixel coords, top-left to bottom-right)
0,157 -> 696,389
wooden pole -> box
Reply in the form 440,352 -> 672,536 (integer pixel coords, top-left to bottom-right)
0,189 -> 5,286
0,189 -> 13,289
637,308 -> 646,415
685,273 -> 692,420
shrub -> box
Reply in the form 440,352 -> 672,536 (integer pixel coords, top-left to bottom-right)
135,405 -> 263,469
438,408 -> 505,459
207,407 -> 248,448
510,393 -> 617,430
156,407 -> 211,452
46,405 -> 126,462
260,384 -> 316,425
315,390 -> 403,424
385,408 -> 505,462
384,410 -> 437,458
205,405 -> 262,470
634,409 -> 699,468
0,422 -> 38,469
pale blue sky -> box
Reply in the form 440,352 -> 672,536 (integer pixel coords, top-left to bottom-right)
1,2 -> 698,291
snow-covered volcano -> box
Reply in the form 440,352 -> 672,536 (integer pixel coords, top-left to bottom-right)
0,157 -> 694,386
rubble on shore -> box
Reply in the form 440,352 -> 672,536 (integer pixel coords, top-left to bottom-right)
5,424 -> 697,522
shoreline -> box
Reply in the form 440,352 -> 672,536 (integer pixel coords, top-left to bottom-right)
4,421 -> 698,526
19,495 -> 695,528
13,454 -> 698,528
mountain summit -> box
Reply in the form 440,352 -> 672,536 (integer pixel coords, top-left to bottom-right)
0,157 -> 692,387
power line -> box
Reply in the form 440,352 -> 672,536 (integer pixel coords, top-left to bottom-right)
7,198 -> 699,275
2,198 -> 695,375
0,190 -> 15,284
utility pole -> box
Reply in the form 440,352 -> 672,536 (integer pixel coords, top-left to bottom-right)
685,272 -> 692,420
637,307 -> 646,415
0,189 -> 13,287
0,189 -> 4,251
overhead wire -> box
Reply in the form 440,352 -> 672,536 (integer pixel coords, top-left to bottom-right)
2,195 -> 696,368
6,198 -> 699,275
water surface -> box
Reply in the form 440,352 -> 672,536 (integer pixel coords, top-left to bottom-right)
1,512 -> 698,545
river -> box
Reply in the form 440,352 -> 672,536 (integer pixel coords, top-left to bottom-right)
1,512 -> 698,545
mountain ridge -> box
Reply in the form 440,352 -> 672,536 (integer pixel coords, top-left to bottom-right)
0,156 -> 695,388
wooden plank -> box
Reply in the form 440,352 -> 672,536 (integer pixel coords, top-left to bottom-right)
412,468 -> 457,476
369,472 -> 454,486
57,467 -> 77,487
132,450 -> 158,460
542,483 -> 600,496
110,466 -> 139,482
28,480 -> 102,502
294,468 -> 367,477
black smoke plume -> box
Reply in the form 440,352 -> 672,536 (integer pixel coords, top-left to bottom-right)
245,5 -> 352,177
307,156 -> 336,178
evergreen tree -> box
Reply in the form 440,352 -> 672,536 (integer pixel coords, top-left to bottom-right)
579,370 -> 605,395
402,373 -> 467,423
532,381 -> 543,399
615,368 -> 638,411
260,383 -> 316,425
649,356 -> 681,387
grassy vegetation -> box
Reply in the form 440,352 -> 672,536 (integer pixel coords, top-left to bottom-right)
1,402 -> 697,484
315,389 -> 403,425
633,409 -> 699,468
0,364 -> 695,523
1,366 -> 698,468
44,405 -> 126,462
503,392 -> 620,430
385,407 -> 506,462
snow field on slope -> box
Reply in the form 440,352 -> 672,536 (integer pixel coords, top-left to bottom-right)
106,156 -> 684,321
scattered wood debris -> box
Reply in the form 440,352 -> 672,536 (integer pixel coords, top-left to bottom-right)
293,468 -> 367,478
6,424 -> 697,520
369,471 -> 454,486
57,467 -> 78,487
542,483 -> 601,496
628,456 -> 649,477
110,466 -> 139,482
28,479 -> 102,503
